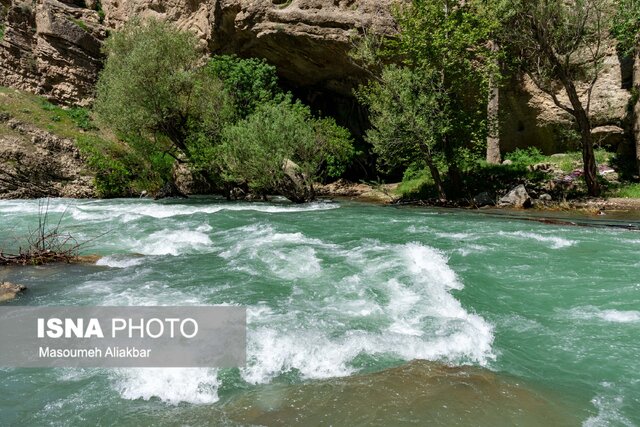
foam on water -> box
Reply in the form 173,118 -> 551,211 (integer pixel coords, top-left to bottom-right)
96,256 -> 145,269
583,384 -> 636,427
125,229 -> 213,256
219,224 -> 328,279
112,368 -> 220,405
498,230 -> 577,249
66,201 -> 338,222
567,306 -> 640,323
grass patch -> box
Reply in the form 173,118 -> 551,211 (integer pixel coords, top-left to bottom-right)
505,147 -> 613,173
609,182 -> 640,198
395,165 -> 438,199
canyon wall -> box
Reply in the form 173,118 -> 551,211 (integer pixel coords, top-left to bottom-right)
0,0 -> 636,157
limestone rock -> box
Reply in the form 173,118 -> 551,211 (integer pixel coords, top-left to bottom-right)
498,184 -> 532,208
0,282 -> 27,303
279,158 -> 314,203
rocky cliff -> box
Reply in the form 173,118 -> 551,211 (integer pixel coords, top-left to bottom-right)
0,0 -> 636,158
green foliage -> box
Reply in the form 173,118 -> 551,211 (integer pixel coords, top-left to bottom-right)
76,134 -> 173,197
357,65 -> 446,172
37,99 -> 96,131
215,97 -> 354,194
70,18 -> 88,32
396,166 -> 438,199
207,55 -> 282,118
612,0 -> 640,56
95,19 -> 230,156
354,0 -> 503,198
93,21 -> 355,200
0,24 -> 5,41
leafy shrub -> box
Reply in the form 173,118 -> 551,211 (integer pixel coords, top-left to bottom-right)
215,97 -> 354,195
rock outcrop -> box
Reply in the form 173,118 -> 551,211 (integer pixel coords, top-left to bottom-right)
0,0 -> 106,106
279,158 -> 315,203
0,111 -> 94,198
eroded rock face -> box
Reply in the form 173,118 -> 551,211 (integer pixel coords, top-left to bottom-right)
0,0 -> 106,106
501,47 -> 633,154
100,0 -> 396,96
0,112 -> 94,198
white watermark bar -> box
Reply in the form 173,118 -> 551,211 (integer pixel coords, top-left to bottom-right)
0,307 -> 246,367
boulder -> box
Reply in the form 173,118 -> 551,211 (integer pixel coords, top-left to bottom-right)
498,184 -> 532,208
279,159 -> 314,203
153,180 -> 188,200
472,192 -> 495,207
539,193 -> 552,201
0,282 -> 27,303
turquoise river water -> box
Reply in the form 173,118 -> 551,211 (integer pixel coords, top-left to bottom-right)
0,197 -> 639,426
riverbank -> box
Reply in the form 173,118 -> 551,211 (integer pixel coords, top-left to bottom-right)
318,178 -> 640,215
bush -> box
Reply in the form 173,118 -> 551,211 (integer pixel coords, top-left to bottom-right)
215,98 -> 354,197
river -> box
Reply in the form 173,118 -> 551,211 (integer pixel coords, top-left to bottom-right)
0,197 -> 638,426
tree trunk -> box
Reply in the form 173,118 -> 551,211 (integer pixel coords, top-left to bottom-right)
636,132 -> 640,177
422,145 -> 447,200
486,41 -> 501,164
562,80 -> 600,196
426,159 -> 447,201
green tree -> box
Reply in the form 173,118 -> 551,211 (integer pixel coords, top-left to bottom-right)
94,19 -> 231,160
215,98 -> 354,202
354,0 -> 500,199
505,0 -> 614,196
207,55 -> 283,119
358,66 -> 448,199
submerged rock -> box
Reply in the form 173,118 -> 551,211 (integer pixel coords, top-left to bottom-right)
498,184 -> 532,208
0,282 -> 26,303
221,360 -> 581,426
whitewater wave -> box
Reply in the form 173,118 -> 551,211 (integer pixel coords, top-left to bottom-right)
219,224 -> 330,279
111,368 -> 220,405
498,231 -> 577,249
239,241 -> 494,385
124,229 -> 213,256
96,256 -> 145,269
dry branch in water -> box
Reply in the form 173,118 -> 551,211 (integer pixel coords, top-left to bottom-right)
0,199 -> 87,266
